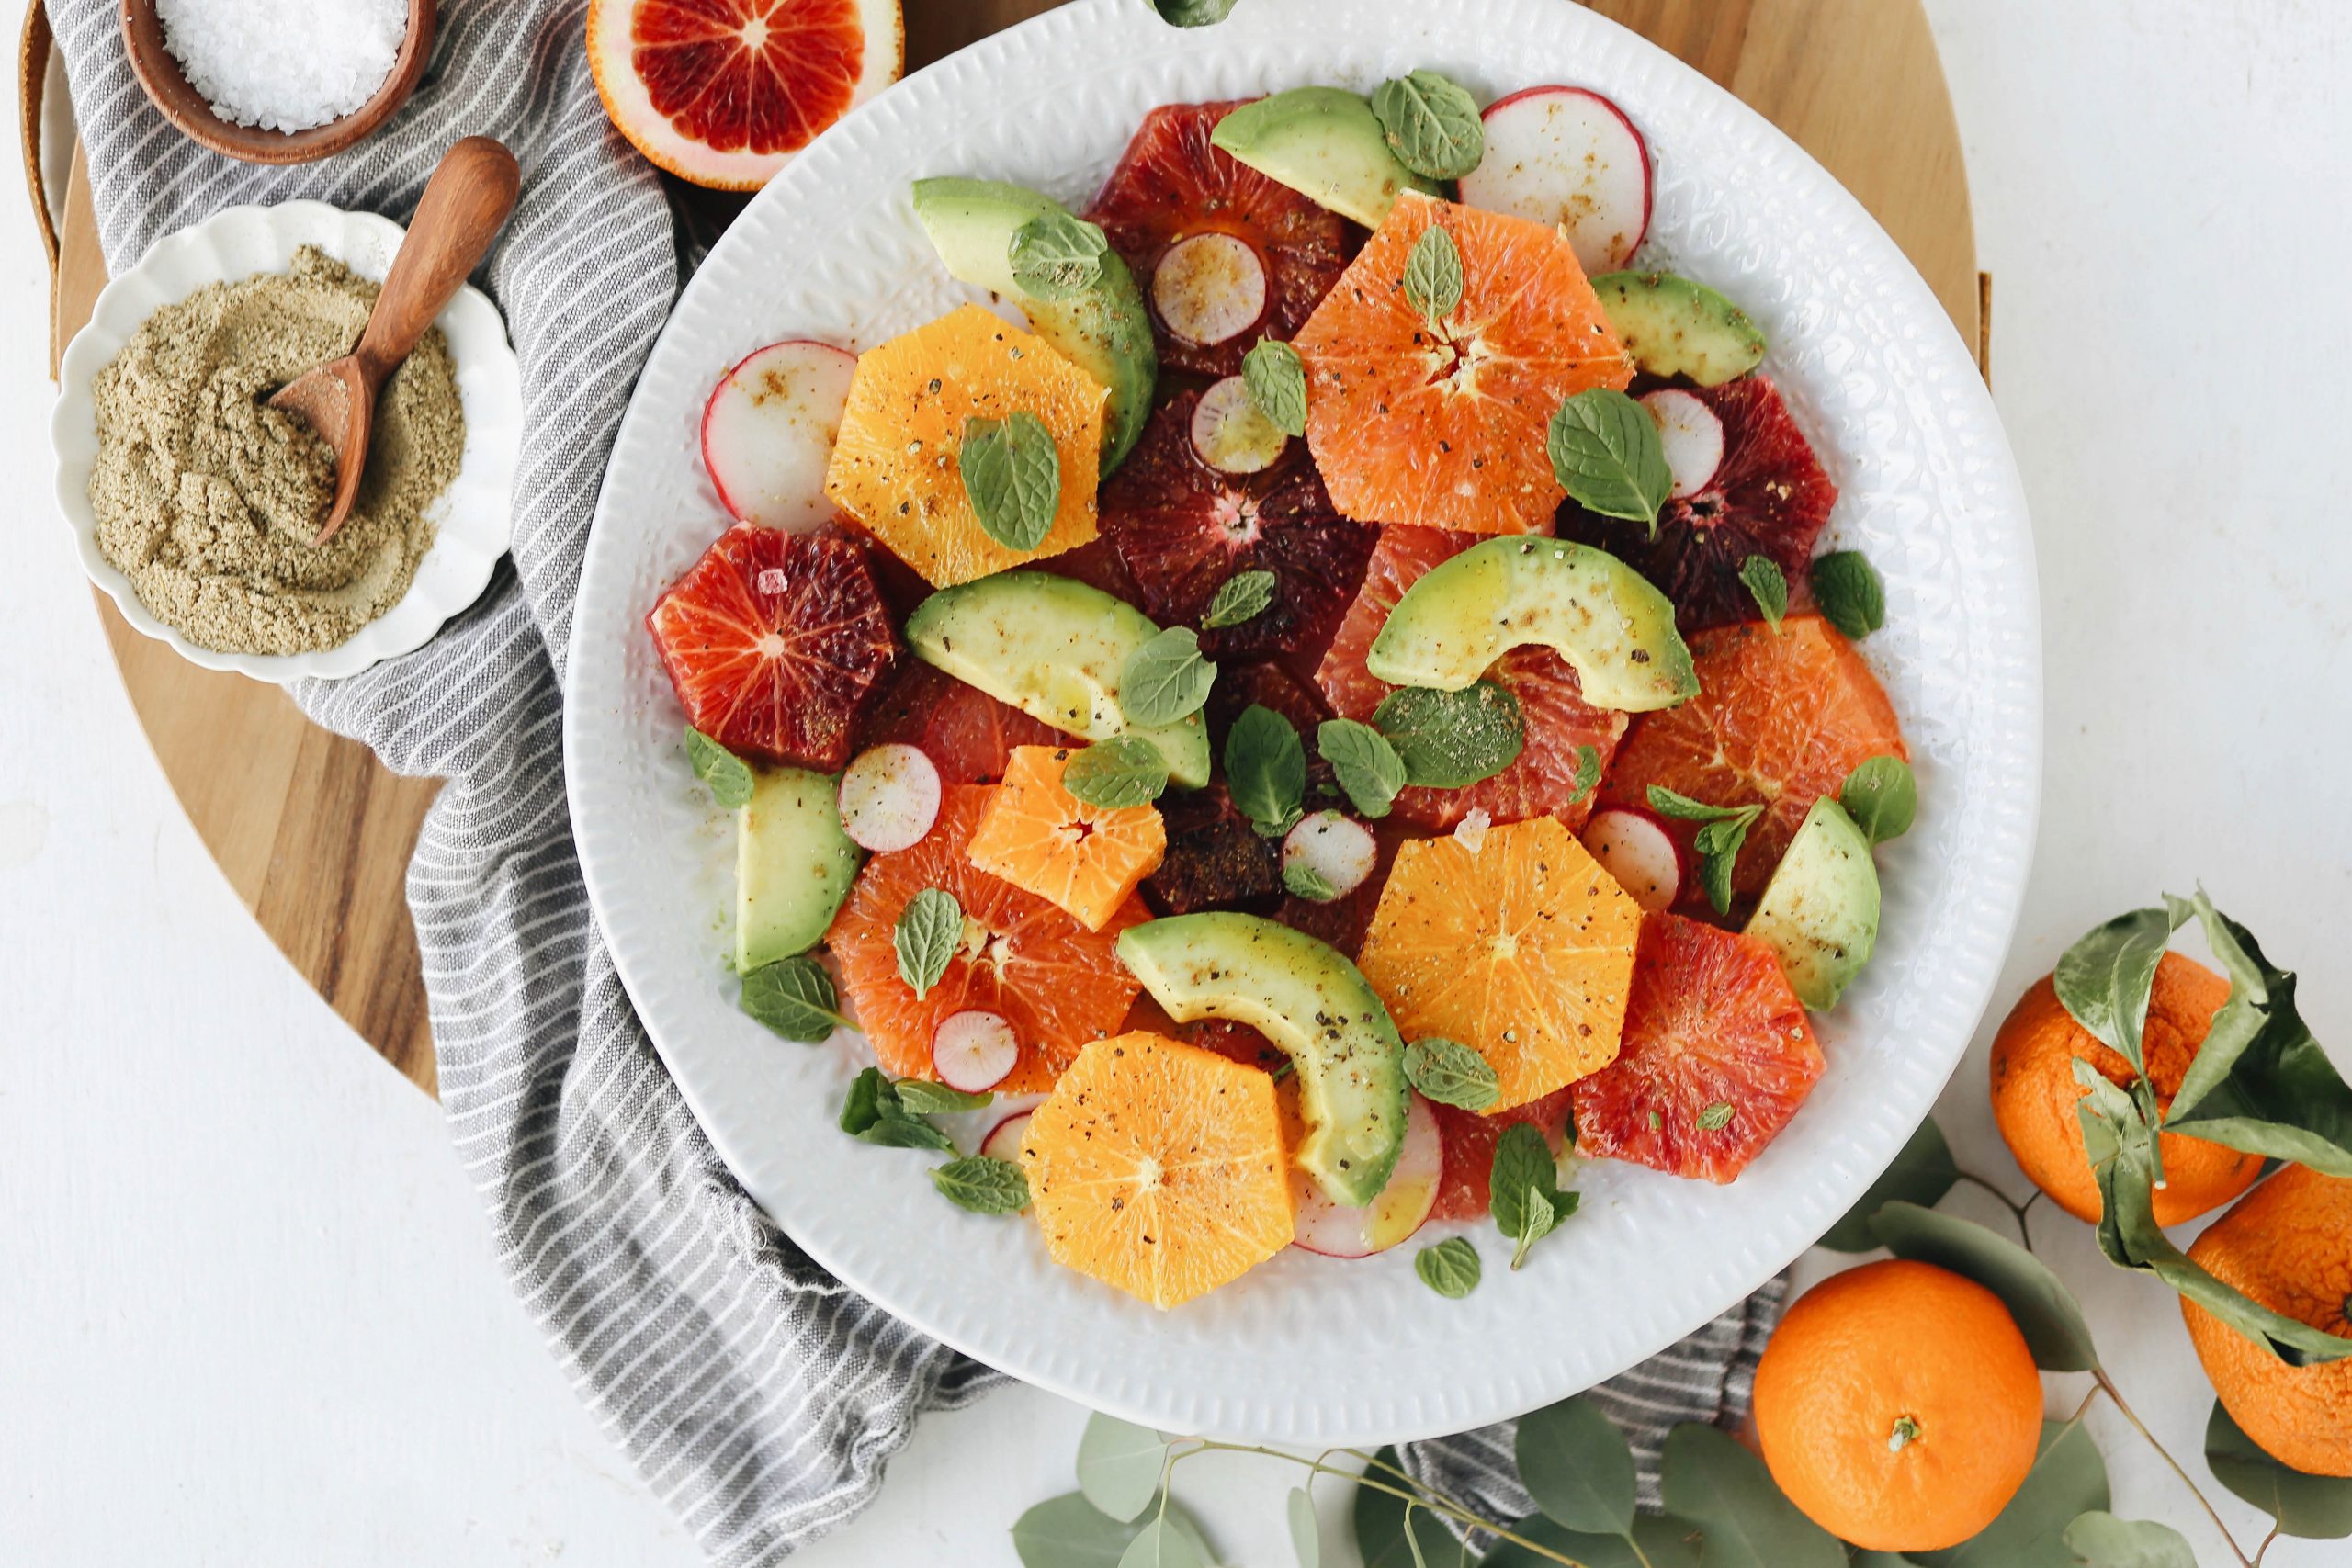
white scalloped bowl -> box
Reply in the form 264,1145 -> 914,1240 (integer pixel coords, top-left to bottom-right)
51,200 -> 520,683
567,0 -> 2041,1444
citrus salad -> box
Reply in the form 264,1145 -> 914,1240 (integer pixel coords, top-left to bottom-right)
642,73 -> 1916,1309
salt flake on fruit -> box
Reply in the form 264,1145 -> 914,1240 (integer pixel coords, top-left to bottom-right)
1453,808 -> 1492,853
757,568 -> 790,595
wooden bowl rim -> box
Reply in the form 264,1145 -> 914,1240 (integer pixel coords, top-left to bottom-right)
118,0 -> 437,165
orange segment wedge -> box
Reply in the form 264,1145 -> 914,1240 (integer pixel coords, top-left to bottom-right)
824,303 -> 1107,585
1356,817 -> 1640,1110
1021,1032 -> 1295,1309
967,745 -> 1167,931
1293,190 -> 1631,535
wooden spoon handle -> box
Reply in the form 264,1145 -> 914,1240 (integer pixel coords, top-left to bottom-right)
355,136 -> 521,379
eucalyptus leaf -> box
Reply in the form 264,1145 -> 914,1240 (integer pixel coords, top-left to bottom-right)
1204,569 -> 1278,628
894,886 -> 964,999
1817,1115 -> 1961,1251
1117,1515 -> 1204,1568
1064,736 -> 1171,809
1913,1420 -> 2109,1568
1153,0 -> 1239,26
1352,1451 -> 1451,1568
1871,1201 -> 2099,1371
1738,555 -> 1788,630
2052,904 -> 2181,1076
1122,626 -> 1217,728
684,727 -> 754,808
1011,210 -> 1112,300
1318,718 -> 1407,818
1840,755 -> 1918,844
1287,1487 -> 1321,1568
1371,70 -> 1485,180
1403,224 -> 1465,325
1404,1038 -> 1500,1111
1374,682 -> 1525,789
1516,1396 -> 1636,1535
1811,549 -> 1886,638
1012,1492 -> 1150,1568
739,955 -> 848,1043
2059,1511 -> 2196,1567
1483,1514 -> 1704,1568
1225,704 -> 1306,834
1549,388 -> 1671,525
962,412 -> 1062,551
1414,1236 -> 1481,1299
1242,337 -> 1308,437
1076,1413 -> 1170,1523
2205,1401 -> 2352,1539
1659,1423 -> 1844,1568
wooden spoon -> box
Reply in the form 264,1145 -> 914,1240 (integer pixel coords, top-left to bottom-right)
273,136 -> 520,546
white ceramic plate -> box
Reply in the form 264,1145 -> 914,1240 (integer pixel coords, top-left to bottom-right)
567,0 -> 2041,1444
51,200 -> 521,683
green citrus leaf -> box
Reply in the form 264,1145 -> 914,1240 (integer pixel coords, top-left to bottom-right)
1816,1115 -> 1961,1251
1840,755 -> 1918,844
1317,717 -> 1408,818
1739,555 -> 1789,630
1413,1235 -> 1481,1300
738,955 -> 848,1043
1063,736 -> 1171,809
1374,682 -> 1525,789
1076,1413 -> 1170,1523
1913,1420 -> 2109,1568
1660,1422 -> 1844,1568
1372,69 -> 1485,180
931,1154 -> 1030,1214
2205,1401 -> 2352,1539
1870,1200 -> 2099,1371
2052,904 -> 2182,1077
2060,1511 -> 2196,1567
1204,568 -> 1278,628
1811,549 -> 1887,639
1516,1396 -> 1635,1536
684,726 -> 754,808
1404,1037 -> 1500,1111
961,412 -> 1062,551
1549,388 -> 1670,525
1242,337 -> 1308,436
1121,626 -> 1217,728
894,886 -> 964,999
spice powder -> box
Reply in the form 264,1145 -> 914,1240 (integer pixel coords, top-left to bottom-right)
88,245 -> 465,656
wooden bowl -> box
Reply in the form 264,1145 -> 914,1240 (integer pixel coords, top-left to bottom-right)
119,0 -> 437,164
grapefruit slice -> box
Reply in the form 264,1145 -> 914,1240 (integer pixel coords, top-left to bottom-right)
1292,190 -> 1631,534
1021,1032 -> 1295,1309
1570,913 -> 1825,1183
824,303 -> 1109,586
644,522 -> 899,769
1085,100 -> 1356,378
586,0 -> 902,191
1430,1088 -> 1573,1221
1099,389 -> 1376,660
1597,615 -> 1906,901
1316,525 -> 1627,830
1356,817 -> 1642,1111
857,661 -> 1061,785
966,746 -> 1168,932
827,786 -> 1146,1092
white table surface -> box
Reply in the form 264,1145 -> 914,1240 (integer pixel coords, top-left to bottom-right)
6,3 -> 2347,1562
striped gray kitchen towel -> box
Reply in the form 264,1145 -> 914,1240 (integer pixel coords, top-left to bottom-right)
50,1 -> 1781,1559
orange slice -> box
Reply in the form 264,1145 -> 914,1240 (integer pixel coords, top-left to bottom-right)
1292,190 -> 1630,534
966,746 -> 1167,931
824,303 -> 1107,585
1356,817 -> 1641,1110
1020,1032 -> 1294,1309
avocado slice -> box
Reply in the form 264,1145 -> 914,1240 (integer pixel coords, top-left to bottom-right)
1746,796 -> 1881,1010
904,571 -> 1211,786
1589,271 -> 1768,386
736,765 -> 864,973
1366,536 -> 1699,712
1210,88 -> 1439,230
1117,913 -> 1409,1207
910,177 -> 1156,474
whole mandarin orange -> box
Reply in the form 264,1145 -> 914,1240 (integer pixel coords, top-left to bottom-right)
1754,1259 -> 2043,1552
1988,953 -> 2262,1225
2183,1164 -> 2352,1476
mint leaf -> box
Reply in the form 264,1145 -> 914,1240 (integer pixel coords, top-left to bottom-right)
1511,1187 -> 1560,1269
1372,69 -> 1485,181
1317,717 -> 1407,818
1225,704 -> 1306,836
1374,682 -> 1525,789
684,727 -> 753,809
1063,736 -> 1170,809
1242,337 -> 1308,437
931,1155 -> 1031,1214
1739,555 -> 1788,630
1811,550 -> 1886,639
1283,861 -> 1339,902
1154,0 -> 1238,24
740,956 -> 848,1043
1120,626 -> 1216,727
894,886 -> 964,999
1697,1100 -> 1736,1132
1402,223 -> 1464,327
961,412 -> 1060,550
1204,569 -> 1277,628
1405,1037 -> 1500,1111
839,1066 -> 957,1152
1839,755 -> 1917,843
895,1078 -> 992,1115
1567,743 -> 1600,807
1646,784 -> 1748,822
1549,388 -> 1670,525
1491,1122 -> 1570,1270
1414,1236 -> 1482,1299
1009,210 -> 1109,300
1645,787 -> 1760,914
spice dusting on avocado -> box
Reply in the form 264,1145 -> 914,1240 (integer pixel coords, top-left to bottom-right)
88,246 -> 464,655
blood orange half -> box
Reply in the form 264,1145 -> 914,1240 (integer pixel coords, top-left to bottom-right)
857,661 -> 1060,784
1293,191 -> 1630,534
587,0 -> 903,191
1317,525 -> 1627,830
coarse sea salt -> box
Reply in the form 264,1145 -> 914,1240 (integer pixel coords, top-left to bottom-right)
156,0 -> 408,134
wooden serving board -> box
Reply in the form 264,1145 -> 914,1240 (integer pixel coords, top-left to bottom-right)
31,0 -> 1981,1099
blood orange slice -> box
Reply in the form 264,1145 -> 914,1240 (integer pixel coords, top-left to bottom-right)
1293,191 -> 1630,534
1570,913 -> 1825,1183
967,746 -> 1168,932
1099,389 -> 1376,660
1317,525 -> 1627,830
1431,1089 -> 1573,1221
828,786 -> 1146,1092
857,661 -> 1060,784
586,0 -> 902,191
1085,101 -> 1356,378
644,521 -> 898,769
1356,818 -> 1642,1111
1597,615 -> 1906,900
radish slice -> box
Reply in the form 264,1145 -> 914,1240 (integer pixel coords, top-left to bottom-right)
1643,389 -> 1724,499
700,340 -> 857,532
1283,810 -> 1377,898
980,1109 -> 1034,1162
1293,1091 -> 1442,1258
1581,806 -> 1684,912
1190,376 -> 1288,474
933,1010 -> 1020,1092
1152,232 -> 1268,347
1452,807 -> 1493,855
837,744 -> 942,852
1458,85 -> 1652,276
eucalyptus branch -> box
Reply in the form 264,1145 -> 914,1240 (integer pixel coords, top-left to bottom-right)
2091,1370 -> 2256,1567
1953,1168 -> 2038,1240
